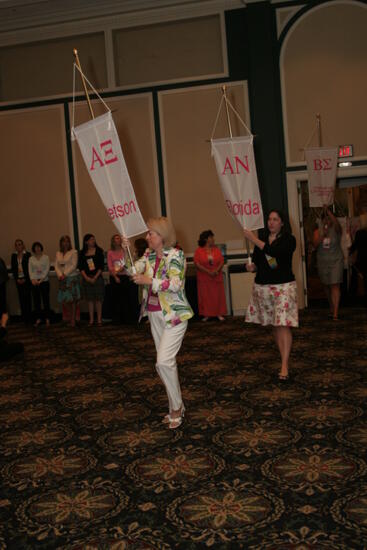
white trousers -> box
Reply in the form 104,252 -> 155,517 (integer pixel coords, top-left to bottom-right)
148,311 -> 187,413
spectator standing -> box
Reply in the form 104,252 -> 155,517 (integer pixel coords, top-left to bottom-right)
350,213 -> 367,307
79,234 -> 105,326
0,257 -> 9,316
29,241 -> 51,327
107,234 -> 126,324
55,235 -> 81,327
312,205 -> 344,320
11,239 -> 32,323
194,230 -> 227,321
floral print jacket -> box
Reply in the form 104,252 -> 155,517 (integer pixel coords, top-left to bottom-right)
127,247 -> 193,327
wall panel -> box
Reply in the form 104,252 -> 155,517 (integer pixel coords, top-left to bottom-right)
113,15 -> 225,87
0,33 -> 106,102
159,82 -> 251,253
0,105 -> 73,263
71,94 -> 159,250
281,2 -> 367,165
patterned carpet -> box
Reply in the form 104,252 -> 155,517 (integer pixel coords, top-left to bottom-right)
0,308 -> 367,549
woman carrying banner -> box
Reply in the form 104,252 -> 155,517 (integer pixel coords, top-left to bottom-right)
194,230 -> 227,321
55,235 -> 81,327
79,234 -> 105,326
243,210 -> 298,381
122,217 -> 193,429
312,205 -> 343,320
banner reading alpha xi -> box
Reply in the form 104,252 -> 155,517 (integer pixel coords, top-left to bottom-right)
211,136 -> 264,230
305,147 -> 338,208
73,111 -> 147,238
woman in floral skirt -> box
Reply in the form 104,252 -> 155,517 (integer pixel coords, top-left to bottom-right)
243,210 -> 298,381
55,235 -> 81,327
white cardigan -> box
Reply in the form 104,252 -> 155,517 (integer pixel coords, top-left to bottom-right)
54,249 -> 79,278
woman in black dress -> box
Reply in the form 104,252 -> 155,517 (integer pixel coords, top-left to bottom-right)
11,239 -> 32,323
79,234 -> 105,326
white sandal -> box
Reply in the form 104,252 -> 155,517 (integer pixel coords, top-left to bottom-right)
168,416 -> 182,429
162,404 -> 185,426
162,414 -> 171,424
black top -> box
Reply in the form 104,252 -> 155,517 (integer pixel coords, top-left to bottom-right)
11,252 -> 31,282
350,228 -> 367,272
252,233 -> 296,285
78,248 -> 105,277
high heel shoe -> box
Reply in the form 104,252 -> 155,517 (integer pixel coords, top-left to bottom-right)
162,414 -> 171,424
168,416 -> 183,429
278,372 -> 289,382
162,404 -> 185,425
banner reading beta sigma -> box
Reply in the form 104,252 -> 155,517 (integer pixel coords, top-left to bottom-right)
211,136 -> 264,230
305,147 -> 338,208
73,112 -> 147,238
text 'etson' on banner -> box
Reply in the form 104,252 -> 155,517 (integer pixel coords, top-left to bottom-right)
211,135 -> 264,231
305,147 -> 338,208
72,111 -> 147,238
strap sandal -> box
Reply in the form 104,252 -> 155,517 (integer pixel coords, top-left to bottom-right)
162,404 -> 185,424
168,416 -> 182,430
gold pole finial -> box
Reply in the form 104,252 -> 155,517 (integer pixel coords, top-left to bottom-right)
73,48 -> 94,119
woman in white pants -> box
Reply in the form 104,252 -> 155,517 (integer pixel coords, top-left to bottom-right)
123,217 -> 193,429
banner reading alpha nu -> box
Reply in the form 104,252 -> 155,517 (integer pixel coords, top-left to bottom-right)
305,147 -> 338,208
73,111 -> 147,238
211,136 -> 264,230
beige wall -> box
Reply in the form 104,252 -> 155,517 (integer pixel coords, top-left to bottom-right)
281,2 -> 367,165
0,105 -> 73,263
71,94 -> 160,251
159,82 -> 251,253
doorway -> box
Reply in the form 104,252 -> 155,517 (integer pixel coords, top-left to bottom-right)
298,177 -> 367,306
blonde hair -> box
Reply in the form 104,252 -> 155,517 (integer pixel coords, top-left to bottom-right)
147,217 -> 176,247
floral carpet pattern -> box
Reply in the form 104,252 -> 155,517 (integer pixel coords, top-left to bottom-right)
0,308 -> 367,549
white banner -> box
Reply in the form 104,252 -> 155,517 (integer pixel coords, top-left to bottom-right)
305,147 -> 338,208
211,136 -> 264,230
73,111 -> 147,238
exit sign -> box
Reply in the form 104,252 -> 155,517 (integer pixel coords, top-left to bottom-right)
338,145 -> 353,158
